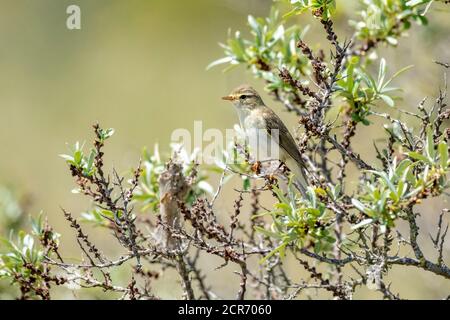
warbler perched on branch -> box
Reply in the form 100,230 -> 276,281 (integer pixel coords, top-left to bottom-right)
222,85 -> 308,196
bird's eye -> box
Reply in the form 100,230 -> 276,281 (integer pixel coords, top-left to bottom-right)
239,95 -> 248,100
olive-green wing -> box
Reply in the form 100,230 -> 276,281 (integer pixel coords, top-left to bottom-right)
263,108 -> 305,168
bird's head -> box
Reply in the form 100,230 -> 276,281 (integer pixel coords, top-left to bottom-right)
222,85 -> 264,110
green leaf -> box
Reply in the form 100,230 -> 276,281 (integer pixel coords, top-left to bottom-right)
85,149 -> 95,175
206,56 -> 233,70
425,126 -> 435,160
248,15 -> 260,32
351,218 -> 373,230
228,36 -> 246,60
274,202 -> 291,213
415,15 -> 428,26
351,198 -> 369,215
242,177 -> 251,191
407,152 -> 430,164
259,242 -> 287,264
101,128 -> 115,140
439,141 -> 449,169
386,37 -> 398,46
307,187 -> 316,208
272,185 -> 289,204
394,159 -> 412,178
379,94 -> 395,107
406,0 -> 428,7
368,171 -> 396,193
73,150 -> 83,166
377,58 -> 387,90
422,1 -> 434,16
382,65 -> 414,89
282,5 -> 309,19
272,25 -> 285,42
254,226 -> 280,239
59,154 -> 74,162
396,179 -> 406,199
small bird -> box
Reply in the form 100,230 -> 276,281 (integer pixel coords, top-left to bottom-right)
222,84 -> 308,197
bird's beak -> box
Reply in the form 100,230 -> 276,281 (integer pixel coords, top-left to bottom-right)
221,95 -> 236,101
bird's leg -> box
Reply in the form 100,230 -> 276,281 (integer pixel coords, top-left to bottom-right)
277,160 -> 290,175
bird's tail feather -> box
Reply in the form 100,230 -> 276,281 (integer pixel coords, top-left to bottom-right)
285,157 -> 308,198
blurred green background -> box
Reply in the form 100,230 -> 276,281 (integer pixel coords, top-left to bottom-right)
0,0 -> 449,299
